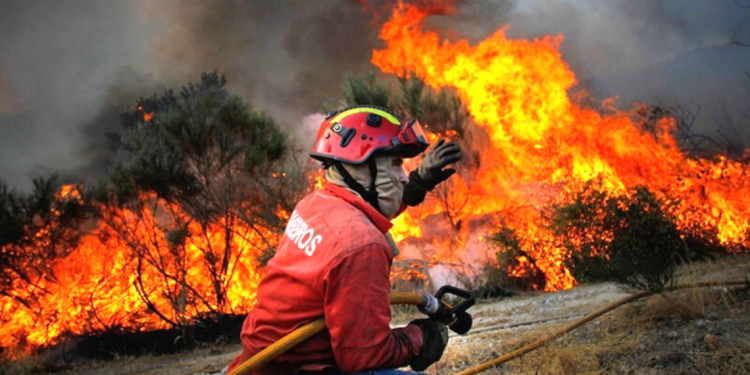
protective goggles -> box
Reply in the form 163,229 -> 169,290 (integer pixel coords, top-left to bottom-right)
392,119 -> 429,157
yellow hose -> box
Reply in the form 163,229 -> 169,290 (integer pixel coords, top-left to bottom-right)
226,292 -> 424,375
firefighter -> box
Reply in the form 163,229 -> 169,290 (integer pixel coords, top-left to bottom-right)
228,105 -> 462,374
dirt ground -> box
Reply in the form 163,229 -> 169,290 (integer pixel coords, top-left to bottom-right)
432,255 -> 750,375
9,255 -> 749,375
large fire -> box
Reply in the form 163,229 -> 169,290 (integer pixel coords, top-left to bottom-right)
2,1 -> 749,359
375,3 -> 750,290
0,188 -> 269,355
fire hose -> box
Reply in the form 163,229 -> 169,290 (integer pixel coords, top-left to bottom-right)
226,280 -> 747,375
227,286 -> 476,375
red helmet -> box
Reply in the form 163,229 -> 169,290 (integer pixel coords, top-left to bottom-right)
310,105 -> 429,165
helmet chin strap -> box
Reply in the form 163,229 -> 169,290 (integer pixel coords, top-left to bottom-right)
332,159 -> 381,213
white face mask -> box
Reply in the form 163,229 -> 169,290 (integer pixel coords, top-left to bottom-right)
325,155 -> 409,219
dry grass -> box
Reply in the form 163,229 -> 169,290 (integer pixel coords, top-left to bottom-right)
0,357 -> 38,375
428,256 -> 750,375
48,343 -> 242,375
689,345 -> 750,374
637,286 -> 735,322
391,303 -> 425,325
431,319 -> 641,375
432,328 -> 528,374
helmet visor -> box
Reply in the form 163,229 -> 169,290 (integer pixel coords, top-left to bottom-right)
394,119 -> 429,157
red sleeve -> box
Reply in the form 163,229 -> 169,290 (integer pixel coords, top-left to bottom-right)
322,243 -> 423,373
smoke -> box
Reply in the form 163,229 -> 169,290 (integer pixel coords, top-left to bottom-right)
0,0 -> 381,190
0,68 -> 22,116
462,0 -> 750,144
137,0 -> 380,142
0,1 -> 158,189
1,0 -> 749,190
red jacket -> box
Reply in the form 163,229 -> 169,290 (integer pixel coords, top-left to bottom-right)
228,183 -> 423,374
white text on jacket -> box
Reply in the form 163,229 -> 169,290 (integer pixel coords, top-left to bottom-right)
285,210 -> 323,256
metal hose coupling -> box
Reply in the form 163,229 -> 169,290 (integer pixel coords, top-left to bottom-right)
418,285 -> 476,335
419,293 -> 441,314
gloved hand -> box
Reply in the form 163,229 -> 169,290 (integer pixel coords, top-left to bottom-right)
403,139 -> 462,206
408,318 -> 449,371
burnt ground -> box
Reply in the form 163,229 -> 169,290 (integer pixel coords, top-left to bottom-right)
4,255 -> 749,375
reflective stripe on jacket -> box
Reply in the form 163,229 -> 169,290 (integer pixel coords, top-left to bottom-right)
227,183 -> 423,374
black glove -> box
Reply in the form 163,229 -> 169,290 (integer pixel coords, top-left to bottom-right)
402,179 -> 428,207
408,318 -> 449,371
403,139 -> 462,207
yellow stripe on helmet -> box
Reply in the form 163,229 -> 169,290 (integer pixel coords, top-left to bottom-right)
329,107 -> 401,126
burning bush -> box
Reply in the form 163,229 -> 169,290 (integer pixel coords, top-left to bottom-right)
93,71 -> 310,327
483,226 -> 548,293
0,72 -> 312,358
482,182 -> 725,293
550,182 -> 723,291
0,176 -> 88,300
0,176 -> 90,358
550,183 -> 681,291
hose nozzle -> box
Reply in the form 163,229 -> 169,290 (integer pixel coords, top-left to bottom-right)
418,285 -> 475,335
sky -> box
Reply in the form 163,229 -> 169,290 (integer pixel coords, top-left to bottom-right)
1,0 -> 749,190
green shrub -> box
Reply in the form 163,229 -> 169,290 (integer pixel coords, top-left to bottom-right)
475,225 -> 548,293
551,183 -> 685,291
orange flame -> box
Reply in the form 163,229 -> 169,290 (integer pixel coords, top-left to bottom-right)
314,170 -> 326,190
56,184 -> 81,200
0,193 -> 268,354
3,2 -> 750,357
375,3 -> 750,290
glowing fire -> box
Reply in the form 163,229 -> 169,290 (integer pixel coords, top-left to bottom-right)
374,3 -> 750,290
314,170 -> 326,190
0,188 -> 269,355
137,105 -> 154,122
3,1 -> 750,358
56,184 -> 81,200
